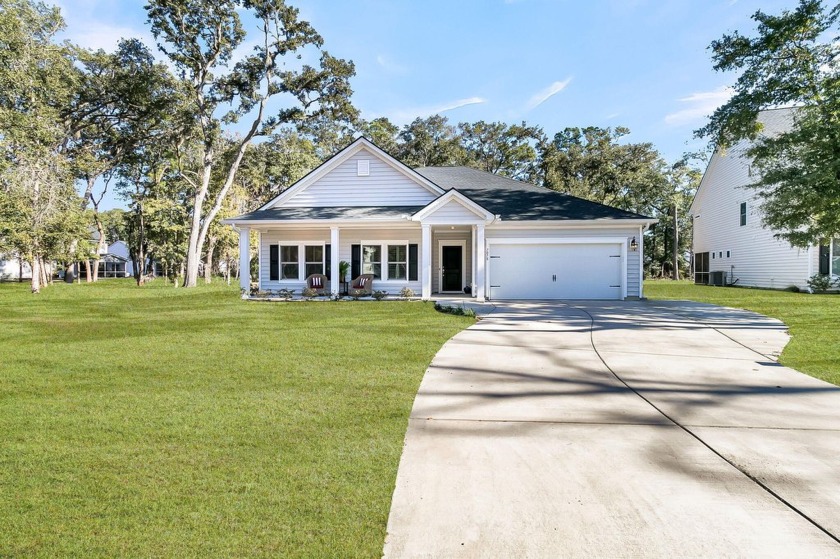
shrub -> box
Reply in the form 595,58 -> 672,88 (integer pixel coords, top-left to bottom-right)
302,287 -> 318,299
277,288 -> 294,300
372,290 -> 387,301
807,274 -> 834,294
400,286 -> 415,299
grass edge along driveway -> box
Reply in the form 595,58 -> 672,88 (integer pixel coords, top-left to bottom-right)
0,280 -> 473,558
645,280 -> 840,387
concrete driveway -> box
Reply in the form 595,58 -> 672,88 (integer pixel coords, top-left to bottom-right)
383,301 -> 840,558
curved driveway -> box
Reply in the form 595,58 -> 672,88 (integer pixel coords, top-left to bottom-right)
384,301 -> 840,558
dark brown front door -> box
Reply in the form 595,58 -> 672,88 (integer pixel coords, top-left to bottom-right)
441,245 -> 462,292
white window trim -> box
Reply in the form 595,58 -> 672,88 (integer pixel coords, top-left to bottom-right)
361,240 -> 410,282
831,238 -> 840,277
273,241 -> 326,282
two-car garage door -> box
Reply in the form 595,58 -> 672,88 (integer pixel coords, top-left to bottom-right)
488,242 -> 623,300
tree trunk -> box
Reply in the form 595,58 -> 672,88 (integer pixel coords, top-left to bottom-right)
672,203 -> 679,281
204,236 -> 217,284
18,258 -> 23,283
31,257 -> 41,294
85,260 -> 92,283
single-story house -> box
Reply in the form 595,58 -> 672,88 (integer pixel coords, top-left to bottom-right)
225,137 -> 656,301
690,107 -> 837,290
0,253 -> 31,281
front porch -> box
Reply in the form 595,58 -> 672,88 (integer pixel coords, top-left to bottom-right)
237,221 -> 489,301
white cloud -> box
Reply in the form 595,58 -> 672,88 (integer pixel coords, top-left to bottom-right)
376,54 -> 408,75
664,86 -> 734,126
382,96 -> 487,124
525,78 -> 572,111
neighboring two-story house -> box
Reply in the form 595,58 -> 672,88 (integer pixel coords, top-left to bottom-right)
690,107 -> 837,291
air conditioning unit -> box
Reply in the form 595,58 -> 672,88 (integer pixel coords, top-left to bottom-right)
710,271 -> 727,286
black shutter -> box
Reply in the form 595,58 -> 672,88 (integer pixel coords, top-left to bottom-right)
351,244 -> 360,279
408,244 -> 418,281
819,243 -> 830,275
269,245 -> 279,281
325,244 -> 331,277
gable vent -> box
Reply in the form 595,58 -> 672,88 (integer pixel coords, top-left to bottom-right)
357,159 -> 370,177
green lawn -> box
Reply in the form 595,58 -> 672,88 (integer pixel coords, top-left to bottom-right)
0,280 -> 472,558
645,280 -> 840,386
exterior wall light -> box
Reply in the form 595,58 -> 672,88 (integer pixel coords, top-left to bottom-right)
630,236 -> 638,251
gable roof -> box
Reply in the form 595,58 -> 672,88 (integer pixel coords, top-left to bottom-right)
690,107 -> 796,215
414,166 -> 651,221
257,136 -> 444,210
411,189 -> 497,222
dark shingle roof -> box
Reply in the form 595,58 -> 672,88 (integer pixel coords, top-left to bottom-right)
229,206 -> 424,221
415,166 -> 650,221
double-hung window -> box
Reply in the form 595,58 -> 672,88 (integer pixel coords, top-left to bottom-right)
280,246 -> 299,279
305,245 -> 324,277
388,245 -> 408,280
739,202 -> 747,226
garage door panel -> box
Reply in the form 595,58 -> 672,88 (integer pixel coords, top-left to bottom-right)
489,243 -> 622,300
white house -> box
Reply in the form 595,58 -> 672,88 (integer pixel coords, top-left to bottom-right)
690,108 -> 837,290
225,137 -> 656,301
0,254 -> 31,281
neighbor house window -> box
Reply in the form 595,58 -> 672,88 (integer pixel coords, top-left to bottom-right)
362,245 -> 382,279
280,245 -> 299,279
833,239 -> 840,276
304,245 -> 324,277
388,245 -> 408,280
740,202 -> 747,226
726,250 -> 731,258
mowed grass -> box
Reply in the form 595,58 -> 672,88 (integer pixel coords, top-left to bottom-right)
0,280 -> 472,558
645,280 -> 840,386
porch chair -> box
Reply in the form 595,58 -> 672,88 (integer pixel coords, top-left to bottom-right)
347,274 -> 374,297
305,273 -> 328,296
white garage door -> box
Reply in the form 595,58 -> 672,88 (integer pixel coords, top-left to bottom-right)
488,243 -> 622,300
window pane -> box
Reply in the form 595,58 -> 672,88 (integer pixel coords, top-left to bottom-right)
362,245 -> 381,264
305,245 -> 323,262
305,263 -> 323,277
363,262 -> 381,279
389,263 -> 407,280
281,263 -> 299,279
281,246 -> 298,262
833,239 -> 840,275
388,245 -> 406,262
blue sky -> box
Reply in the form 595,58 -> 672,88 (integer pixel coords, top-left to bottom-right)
54,0 -> 795,209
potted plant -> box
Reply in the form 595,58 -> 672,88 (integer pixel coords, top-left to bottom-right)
339,260 -> 350,295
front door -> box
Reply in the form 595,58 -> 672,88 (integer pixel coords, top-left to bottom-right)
441,245 -> 463,292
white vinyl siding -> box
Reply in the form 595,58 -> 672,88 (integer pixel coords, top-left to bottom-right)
691,145 -> 811,290
419,199 -> 485,223
282,148 -> 438,207
690,109 -> 811,290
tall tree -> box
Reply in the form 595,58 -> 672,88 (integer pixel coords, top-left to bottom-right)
539,126 -> 666,213
0,0 -> 87,293
458,120 -> 543,181
396,115 -> 466,168
145,0 -> 357,287
697,0 -> 840,247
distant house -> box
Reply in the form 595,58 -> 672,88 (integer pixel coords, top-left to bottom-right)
0,254 -> 31,281
690,108 -> 837,291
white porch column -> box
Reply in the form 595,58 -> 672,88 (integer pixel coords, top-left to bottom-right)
238,226 -> 250,293
475,224 -> 486,301
330,226 -> 340,297
638,226 -> 644,298
471,225 -> 477,298
421,224 -> 432,300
